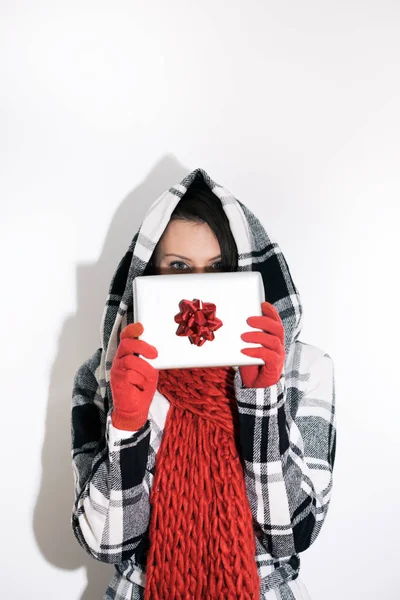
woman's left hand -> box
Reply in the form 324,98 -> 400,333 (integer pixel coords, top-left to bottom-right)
239,302 -> 286,389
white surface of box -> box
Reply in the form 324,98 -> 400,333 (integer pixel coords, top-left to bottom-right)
133,271 -> 265,370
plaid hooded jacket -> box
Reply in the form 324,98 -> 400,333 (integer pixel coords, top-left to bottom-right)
71,169 -> 336,600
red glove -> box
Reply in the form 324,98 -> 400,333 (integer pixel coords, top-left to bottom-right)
110,322 -> 158,431
239,302 -> 286,389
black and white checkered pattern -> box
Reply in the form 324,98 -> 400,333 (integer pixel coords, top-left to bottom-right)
71,169 -> 336,599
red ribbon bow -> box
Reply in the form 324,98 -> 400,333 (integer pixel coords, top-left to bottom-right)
174,298 -> 223,347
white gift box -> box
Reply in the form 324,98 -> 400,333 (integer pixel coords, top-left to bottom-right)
133,271 -> 265,370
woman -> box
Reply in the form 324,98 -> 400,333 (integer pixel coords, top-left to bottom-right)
71,169 -> 336,600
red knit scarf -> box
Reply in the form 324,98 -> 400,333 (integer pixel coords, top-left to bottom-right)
144,367 -> 260,600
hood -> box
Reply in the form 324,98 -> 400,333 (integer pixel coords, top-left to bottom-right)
101,168 -> 303,371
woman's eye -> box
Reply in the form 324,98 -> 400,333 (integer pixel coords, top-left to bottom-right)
170,261 -> 190,271
210,262 -> 222,271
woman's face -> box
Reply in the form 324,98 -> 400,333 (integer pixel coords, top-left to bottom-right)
154,219 -> 222,275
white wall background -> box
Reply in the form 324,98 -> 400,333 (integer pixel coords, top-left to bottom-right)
1,1 -> 399,598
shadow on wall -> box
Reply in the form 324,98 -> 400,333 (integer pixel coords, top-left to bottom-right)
33,155 -> 190,600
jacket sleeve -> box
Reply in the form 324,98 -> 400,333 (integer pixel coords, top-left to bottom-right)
71,348 -> 152,563
235,351 -> 336,558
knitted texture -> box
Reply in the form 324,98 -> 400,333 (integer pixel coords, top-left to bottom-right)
144,367 -> 260,600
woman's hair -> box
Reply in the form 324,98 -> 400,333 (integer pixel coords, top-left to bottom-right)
144,173 -> 238,274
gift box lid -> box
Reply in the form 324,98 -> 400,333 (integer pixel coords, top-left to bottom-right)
133,271 -> 265,370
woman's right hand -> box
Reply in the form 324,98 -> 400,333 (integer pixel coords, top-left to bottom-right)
110,323 -> 158,431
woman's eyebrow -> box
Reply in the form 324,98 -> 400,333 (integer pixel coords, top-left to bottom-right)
163,253 -> 221,261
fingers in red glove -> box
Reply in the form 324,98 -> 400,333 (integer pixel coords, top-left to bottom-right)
240,345 -> 284,364
111,367 -> 146,391
245,315 -> 285,345
113,356 -> 157,390
121,322 -> 144,339
240,344 -> 284,388
240,330 -> 283,352
111,322 -> 159,431
261,301 -> 281,320
239,302 -> 285,389
116,337 -> 158,361
240,346 -> 284,369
